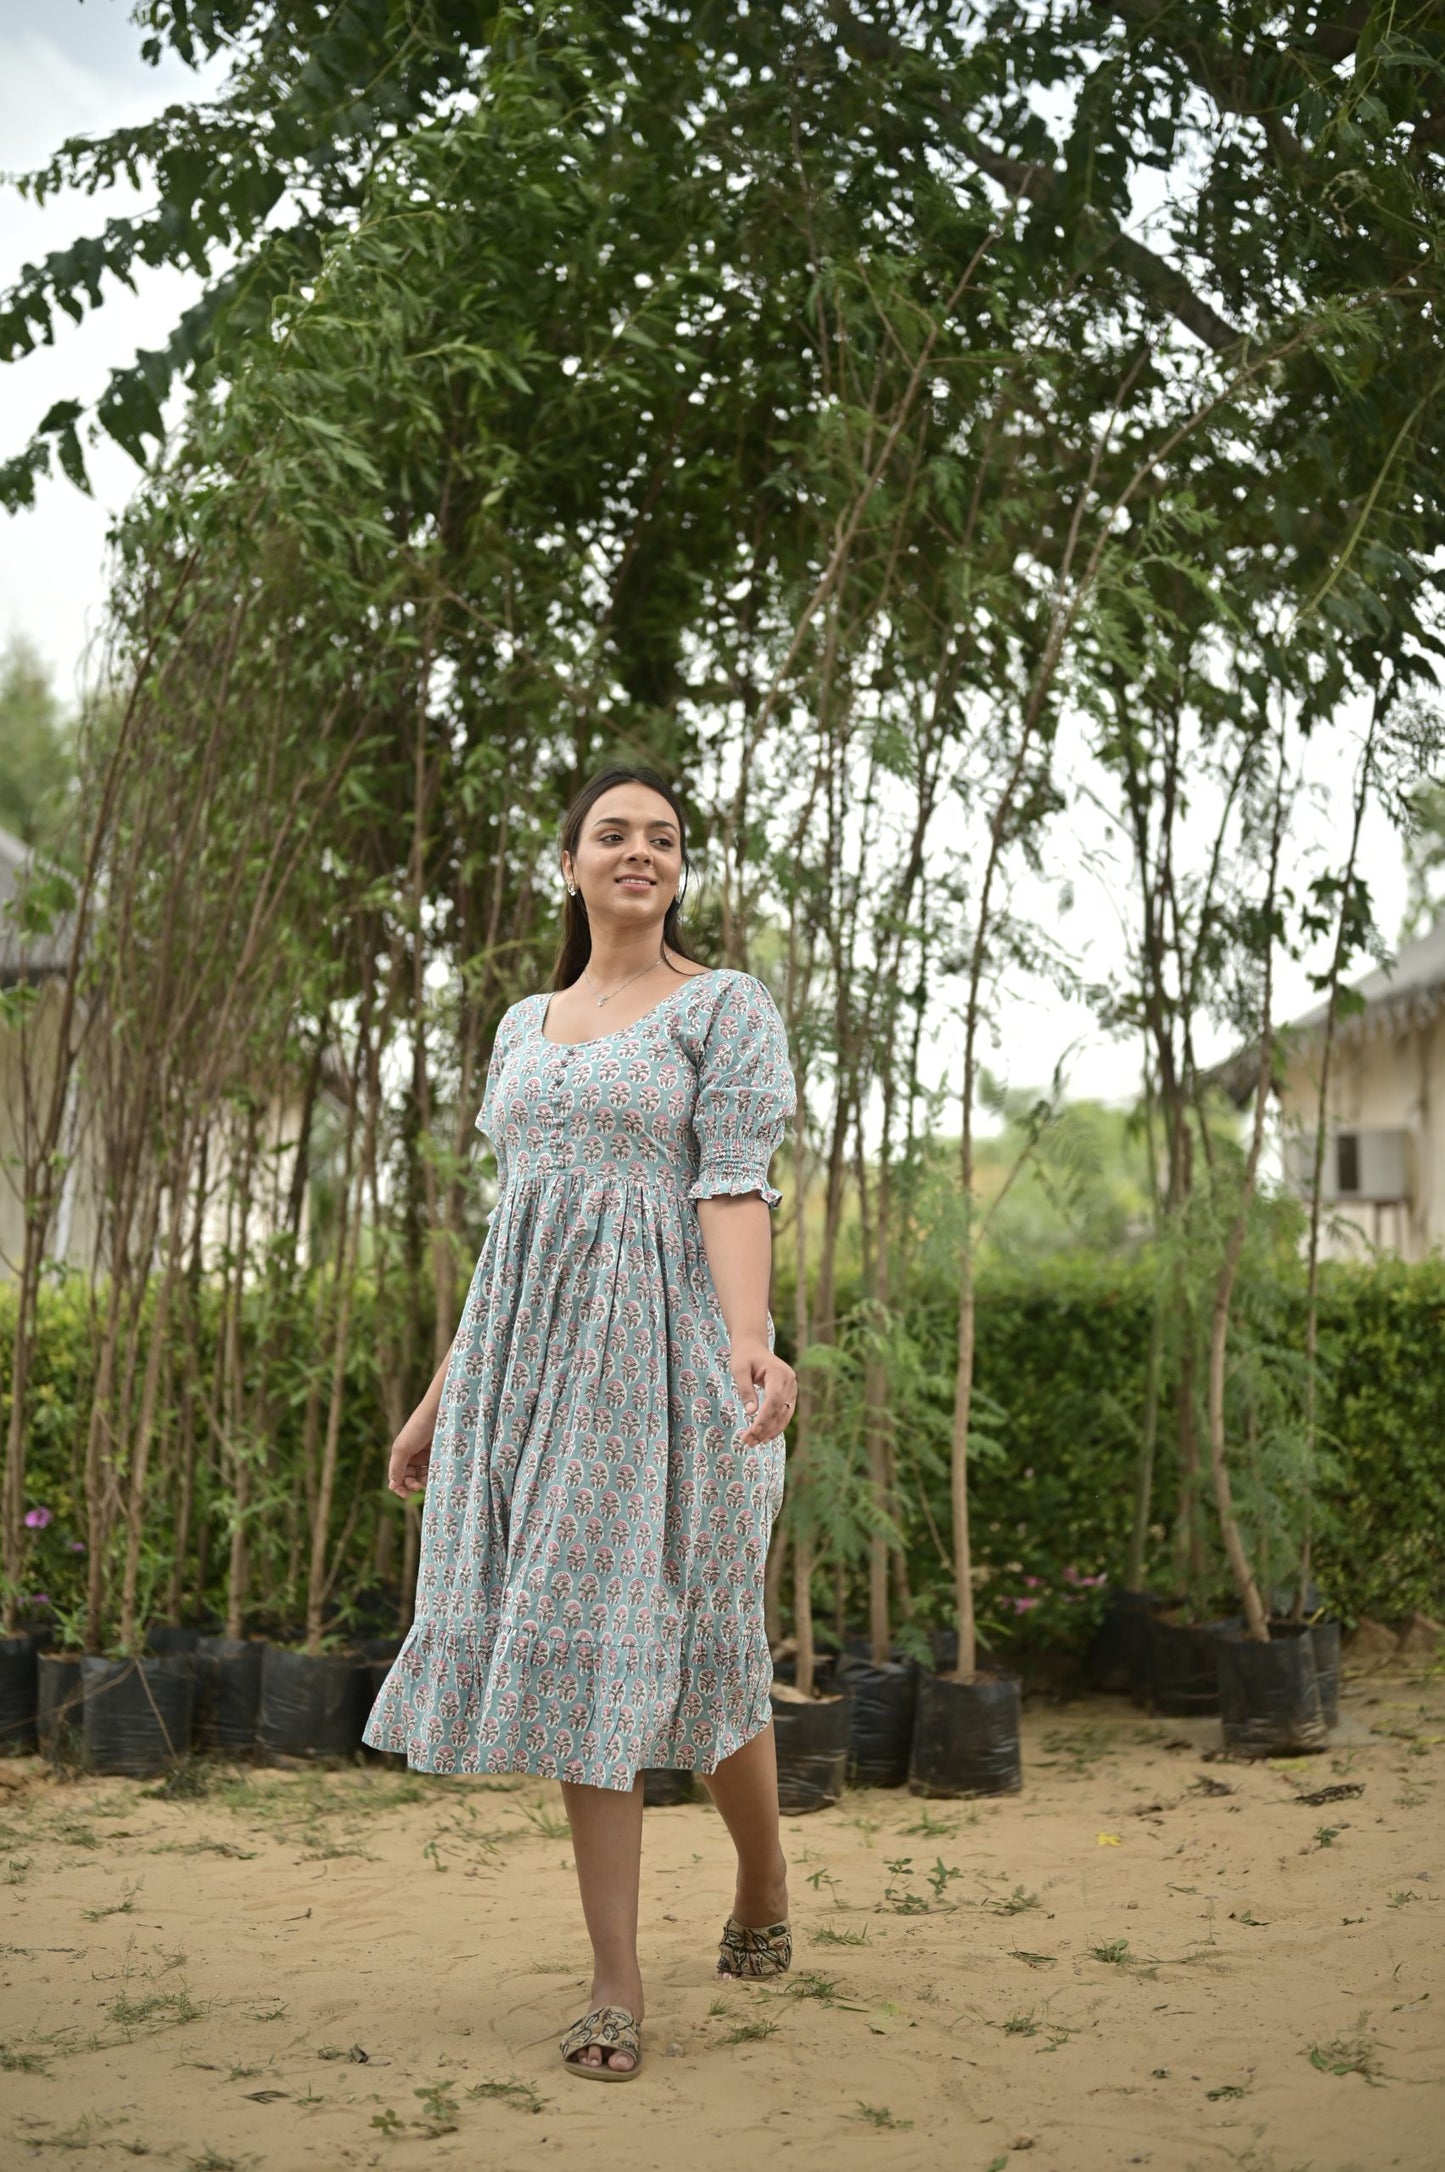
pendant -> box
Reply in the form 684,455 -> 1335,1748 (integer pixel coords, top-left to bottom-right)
597,996 -> 606,1007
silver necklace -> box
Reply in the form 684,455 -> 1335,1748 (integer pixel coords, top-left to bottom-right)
583,948 -> 667,1008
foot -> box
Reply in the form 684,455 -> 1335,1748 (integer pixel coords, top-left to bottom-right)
732,1848 -> 789,1931
567,1971 -> 645,2074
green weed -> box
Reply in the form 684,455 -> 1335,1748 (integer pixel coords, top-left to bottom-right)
82,1880 -> 141,1921
23,2114 -> 118,2153
1307,2022 -> 1384,2085
149,1839 -> 258,1860
811,1922 -> 869,1946
1,2045 -> 52,2073
882,1856 -> 931,1913
721,2017 -> 777,2044
49,1822 -> 100,1850
989,1884 -> 1040,1916
927,1857 -> 965,1902
107,1988 -> 202,2033
142,1758 -> 216,1802
901,1807 -> 958,1837
1041,1725 -> 1113,1769
412,2080 -> 459,2135
467,2077 -> 546,2114
3,1857 -> 31,1885
851,2103 -> 913,2129
517,1801 -> 568,1840
1090,1938 -> 1131,1965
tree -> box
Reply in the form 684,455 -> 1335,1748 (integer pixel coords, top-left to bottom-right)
0,636 -> 74,851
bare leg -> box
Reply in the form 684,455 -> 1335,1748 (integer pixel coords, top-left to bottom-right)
558,1776 -> 645,2071
698,1718 -> 790,1928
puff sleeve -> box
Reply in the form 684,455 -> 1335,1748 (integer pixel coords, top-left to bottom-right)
474,1003 -> 517,1210
686,973 -> 796,1211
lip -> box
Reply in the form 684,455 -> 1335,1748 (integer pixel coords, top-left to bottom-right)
615,876 -> 655,887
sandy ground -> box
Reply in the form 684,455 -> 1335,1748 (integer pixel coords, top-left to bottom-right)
2,1665 -> 1441,2172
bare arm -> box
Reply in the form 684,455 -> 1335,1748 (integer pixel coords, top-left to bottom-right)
386,1333 -> 457,1497
695,1192 -> 796,1447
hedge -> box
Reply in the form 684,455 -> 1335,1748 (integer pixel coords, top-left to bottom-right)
3,1256 -> 1442,1643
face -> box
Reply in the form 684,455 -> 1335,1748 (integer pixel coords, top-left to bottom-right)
564,787 -> 682,918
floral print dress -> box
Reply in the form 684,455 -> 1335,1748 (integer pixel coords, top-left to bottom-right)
362,968 -> 797,1790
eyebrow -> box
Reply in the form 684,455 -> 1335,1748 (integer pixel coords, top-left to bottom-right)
589,814 -> 678,835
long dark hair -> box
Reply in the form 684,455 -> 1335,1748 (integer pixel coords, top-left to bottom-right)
550,765 -> 708,991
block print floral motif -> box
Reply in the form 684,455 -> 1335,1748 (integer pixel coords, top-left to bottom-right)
363,969 -> 795,1790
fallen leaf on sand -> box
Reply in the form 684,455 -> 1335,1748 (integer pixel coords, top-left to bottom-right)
1097,1832 -> 1121,1846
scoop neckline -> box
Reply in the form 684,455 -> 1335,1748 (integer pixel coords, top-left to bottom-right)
534,968 -> 729,1049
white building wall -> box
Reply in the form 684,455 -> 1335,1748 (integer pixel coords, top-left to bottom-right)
1277,1007 -> 1442,1261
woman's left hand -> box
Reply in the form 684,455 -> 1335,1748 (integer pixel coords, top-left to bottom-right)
728,1339 -> 797,1447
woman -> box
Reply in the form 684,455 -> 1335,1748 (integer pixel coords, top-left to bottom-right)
363,763 -> 800,2082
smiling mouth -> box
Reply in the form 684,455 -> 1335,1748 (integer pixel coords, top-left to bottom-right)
616,877 -> 655,887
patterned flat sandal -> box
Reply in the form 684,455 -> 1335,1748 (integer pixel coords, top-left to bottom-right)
716,1914 -> 793,1979
558,2003 -> 642,2082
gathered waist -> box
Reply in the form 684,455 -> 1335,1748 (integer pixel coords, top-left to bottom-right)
504,1160 -> 694,1204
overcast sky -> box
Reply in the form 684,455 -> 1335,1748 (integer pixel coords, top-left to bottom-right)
0,5 -> 1414,1115
0,2 -> 231,696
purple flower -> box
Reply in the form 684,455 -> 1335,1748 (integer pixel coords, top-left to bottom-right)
1013,1596 -> 1040,1613
1023,1574 -> 1042,1589
69,1539 -> 87,1553
24,1506 -> 52,1530
26,1593 -> 51,1608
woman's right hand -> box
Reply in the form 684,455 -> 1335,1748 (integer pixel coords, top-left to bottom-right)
387,1419 -> 434,1499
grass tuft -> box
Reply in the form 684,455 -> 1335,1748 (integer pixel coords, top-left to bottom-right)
141,1758 -> 216,1802
82,1880 -> 141,1921
106,1988 -> 203,2033
720,2016 -> 777,2044
851,2102 -> 914,2129
989,1884 -> 1041,1916
467,2077 -> 546,2114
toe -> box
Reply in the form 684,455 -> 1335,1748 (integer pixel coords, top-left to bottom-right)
607,2047 -> 635,2071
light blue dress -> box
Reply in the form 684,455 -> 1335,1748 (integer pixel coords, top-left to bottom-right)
362,967 -> 797,1790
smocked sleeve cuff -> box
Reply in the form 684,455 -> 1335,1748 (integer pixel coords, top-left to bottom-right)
688,1160 -> 784,1211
